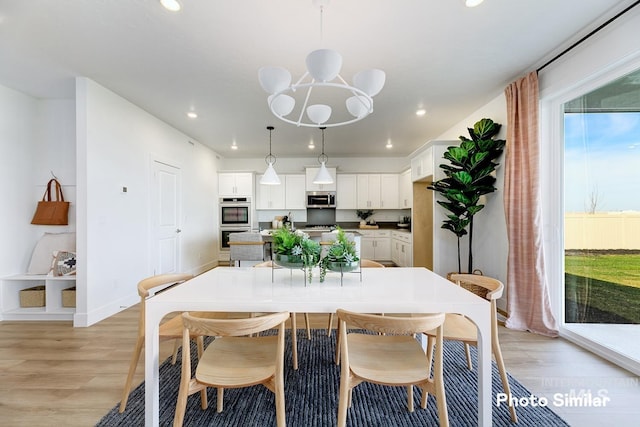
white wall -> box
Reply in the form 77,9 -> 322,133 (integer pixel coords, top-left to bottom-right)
0,85 -> 40,278
75,78 -> 219,326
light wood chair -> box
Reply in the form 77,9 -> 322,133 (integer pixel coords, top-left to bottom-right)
254,260 -> 308,370
425,273 -> 518,423
326,258 -> 384,336
173,311 -> 290,427
335,309 -> 449,427
120,273 -> 199,413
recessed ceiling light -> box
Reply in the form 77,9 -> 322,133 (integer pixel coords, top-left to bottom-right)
386,139 -> 393,149
465,0 -> 484,7
160,0 -> 181,12
186,111 -> 198,119
416,109 -> 427,116
231,141 -> 238,150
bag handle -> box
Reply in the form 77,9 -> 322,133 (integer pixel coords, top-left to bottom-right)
42,179 -> 65,202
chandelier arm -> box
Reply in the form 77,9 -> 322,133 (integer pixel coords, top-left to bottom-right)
293,71 -> 310,89
297,83 -> 315,126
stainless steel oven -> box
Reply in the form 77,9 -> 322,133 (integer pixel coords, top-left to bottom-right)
220,227 -> 251,250
220,197 -> 251,227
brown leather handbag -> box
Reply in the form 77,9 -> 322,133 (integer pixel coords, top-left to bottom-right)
31,179 -> 70,225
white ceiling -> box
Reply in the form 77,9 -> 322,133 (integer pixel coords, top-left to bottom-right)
0,0 -> 633,158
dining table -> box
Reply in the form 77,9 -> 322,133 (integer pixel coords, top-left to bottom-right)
144,266 -> 492,426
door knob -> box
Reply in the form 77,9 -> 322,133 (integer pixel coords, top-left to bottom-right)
176,228 -> 182,233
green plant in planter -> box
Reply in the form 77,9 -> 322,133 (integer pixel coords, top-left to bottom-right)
427,118 -> 505,273
356,209 -> 373,222
319,228 -> 360,282
272,228 -> 321,281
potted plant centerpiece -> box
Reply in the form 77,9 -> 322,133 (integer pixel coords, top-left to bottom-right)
320,228 -> 360,282
271,227 -> 321,281
356,209 -> 373,226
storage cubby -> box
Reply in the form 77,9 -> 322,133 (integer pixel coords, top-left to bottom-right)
1,275 -> 76,321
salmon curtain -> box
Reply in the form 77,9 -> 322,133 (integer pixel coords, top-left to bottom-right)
503,71 -> 558,337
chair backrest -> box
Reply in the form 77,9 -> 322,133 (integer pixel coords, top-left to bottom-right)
336,309 -> 445,336
182,311 -> 290,337
137,273 -> 193,299
447,273 -> 503,301
360,259 -> 385,268
229,232 -> 265,265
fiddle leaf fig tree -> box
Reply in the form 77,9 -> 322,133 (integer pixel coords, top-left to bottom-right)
428,118 -> 505,273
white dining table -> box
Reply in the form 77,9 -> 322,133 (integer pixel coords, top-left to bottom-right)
144,266 -> 492,426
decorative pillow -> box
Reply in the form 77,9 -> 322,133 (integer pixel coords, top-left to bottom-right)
53,251 -> 77,276
27,232 -> 76,274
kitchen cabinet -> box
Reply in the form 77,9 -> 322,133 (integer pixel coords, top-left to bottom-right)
391,230 -> 413,267
284,175 -> 306,209
359,229 -> 391,261
357,174 -> 398,209
305,167 -> 337,192
256,174 -> 305,210
219,172 -> 253,197
256,174 -> 286,209
411,146 -> 433,182
399,169 -> 412,208
336,174 -> 357,209
1,275 -> 76,321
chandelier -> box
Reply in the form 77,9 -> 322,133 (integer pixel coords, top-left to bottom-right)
258,0 -> 385,128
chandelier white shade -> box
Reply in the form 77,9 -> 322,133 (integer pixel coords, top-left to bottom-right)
259,126 -> 281,185
259,48 -> 385,127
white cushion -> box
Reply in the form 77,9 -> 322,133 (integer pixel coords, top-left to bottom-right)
27,232 -> 76,275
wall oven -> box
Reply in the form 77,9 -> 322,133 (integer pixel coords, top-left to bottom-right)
220,197 -> 251,227
220,197 -> 251,251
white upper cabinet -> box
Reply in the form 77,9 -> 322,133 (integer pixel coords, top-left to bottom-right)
399,169 -> 412,208
255,174 -> 286,209
284,175 -> 306,209
336,174 -> 357,209
219,172 -> 253,197
305,167 -> 337,192
410,146 -> 433,182
357,174 -> 398,209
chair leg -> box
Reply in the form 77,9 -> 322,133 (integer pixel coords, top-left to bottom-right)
464,343 -> 473,370
327,313 -> 334,336
337,373 -> 350,427
407,385 -> 414,412
334,324 -> 341,365
275,368 -> 286,427
290,313 -> 298,370
119,336 -> 144,413
304,313 -> 311,340
493,344 -> 518,423
171,338 -> 181,364
216,387 -> 224,413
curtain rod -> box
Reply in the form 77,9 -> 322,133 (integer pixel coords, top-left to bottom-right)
537,0 -> 640,72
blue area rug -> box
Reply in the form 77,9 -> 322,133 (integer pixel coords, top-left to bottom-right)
98,329 -> 569,426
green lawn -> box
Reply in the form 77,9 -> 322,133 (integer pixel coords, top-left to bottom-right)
565,252 -> 640,324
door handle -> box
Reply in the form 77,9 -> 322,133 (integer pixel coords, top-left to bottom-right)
176,228 -> 182,233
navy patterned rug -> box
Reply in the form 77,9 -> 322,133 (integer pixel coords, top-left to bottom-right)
98,330 -> 569,426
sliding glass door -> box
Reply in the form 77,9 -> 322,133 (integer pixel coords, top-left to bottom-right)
562,68 -> 640,362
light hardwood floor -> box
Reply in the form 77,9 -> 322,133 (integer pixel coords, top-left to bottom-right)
1,309 -> 639,426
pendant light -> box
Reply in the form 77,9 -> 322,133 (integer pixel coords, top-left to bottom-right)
313,127 -> 333,184
260,126 -> 281,185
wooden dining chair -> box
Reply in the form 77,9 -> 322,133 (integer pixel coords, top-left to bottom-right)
326,258 -> 384,336
254,260 -> 307,370
335,309 -> 449,427
173,311 -> 290,427
425,273 -> 518,423
119,273 -> 198,413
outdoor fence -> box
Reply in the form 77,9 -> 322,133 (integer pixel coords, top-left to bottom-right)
565,212 -> 640,250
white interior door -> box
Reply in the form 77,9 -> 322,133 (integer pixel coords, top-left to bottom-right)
151,160 -> 181,275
